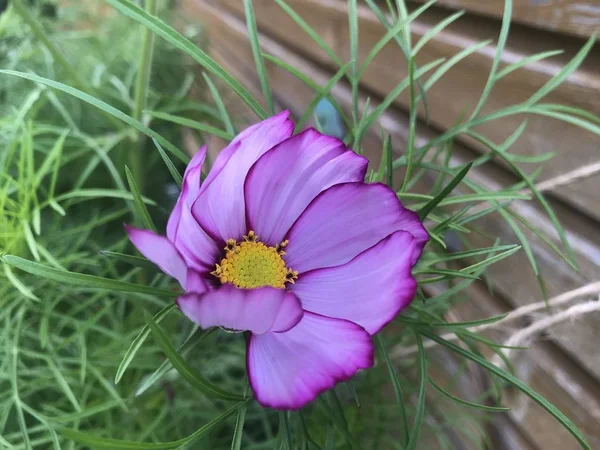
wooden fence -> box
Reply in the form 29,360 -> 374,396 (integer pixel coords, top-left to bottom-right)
180,1 -> 600,448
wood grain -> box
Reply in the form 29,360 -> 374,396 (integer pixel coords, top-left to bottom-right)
412,0 -> 600,39
216,0 -> 600,222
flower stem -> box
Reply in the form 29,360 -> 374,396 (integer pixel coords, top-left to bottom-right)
130,0 -> 159,192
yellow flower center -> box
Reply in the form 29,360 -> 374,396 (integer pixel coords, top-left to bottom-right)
211,231 -> 298,289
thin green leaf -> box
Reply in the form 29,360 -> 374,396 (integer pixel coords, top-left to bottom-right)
244,0 -> 274,115
152,138 -> 182,188
100,251 -> 158,271
417,163 -> 472,219
405,333 -> 427,450
202,73 -> 236,135
107,0 -> 267,119
59,400 -> 247,449
230,395 -> 248,450
428,377 -> 510,412
147,110 -> 233,140
2,255 -> 177,298
144,310 -> 245,401
422,331 -> 590,449
125,166 -> 157,232
115,304 -> 177,384
0,70 -> 189,163
375,335 -> 409,446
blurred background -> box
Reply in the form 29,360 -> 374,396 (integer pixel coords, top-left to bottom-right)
1,0 -> 600,449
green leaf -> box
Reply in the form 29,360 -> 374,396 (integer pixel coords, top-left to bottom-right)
100,251 -> 158,271
152,138 -> 182,188
147,110 -> 234,140
60,400 -> 248,449
202,73 -> 236,135
1,255 -> 176,298
375,335 -> 409,446
135,328 -> 217,396
0,70 -> 189,163
417,163 -> 472,219
125,166 -> 157,232
273,0 -> 343,66
115,304 -> 177,384
405,333 -> 427,450
230,394 -> 248,450
421,331 -> 591,449
107,0 -> 267,119
244,0 -> 274,115
280,411 -> 293,450
428,377 -> 510,412
144,310 -> 245,401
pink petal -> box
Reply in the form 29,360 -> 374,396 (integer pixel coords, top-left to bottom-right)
291,231 -> 417,334
284,182 -> 427,273
244,128 -> 368,246
125,225 -> 187,288
185,269 -> 210,294
166,147 -> 220,272
166,147 -> 207,241
247,312 -> 374,409
192,112 -> 294,242
177,285 -> 303,335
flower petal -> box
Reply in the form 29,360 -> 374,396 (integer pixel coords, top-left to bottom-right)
284,182 -> 427,273
291,231 -> 417,334
165,147 -> 220,272
177,285 -> 303,335
247,312 -> 373,409
166,146 -> 207,242
244,128 -> 368,246
192,111 -> 294,242
125,225 -> 187,288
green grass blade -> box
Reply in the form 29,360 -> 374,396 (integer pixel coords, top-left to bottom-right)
147,110 -> 233,140
1,255 -> 177,298
497,50 -> 563,79
202,73 -> 236,135
469,0 -> 512,119
107,0 -> 267,119
412,11 -> 464,55
144,310 -> 245,401
100,251 -> 158,271
230,397 -> 248,450
405,333 -> 427,450
244,0 -> 274,115
273,0 -> 343,66
115,304 -> 177,384
59,400 -> 247,449
417,163 -> 472,219
428,377 -> 509,412
125,166 -> 157,232
152,138 -> 183,188
0,70 -> 189,163
421,331 -> 591,449
375,335 -> 409,446
526,35 -> 596,106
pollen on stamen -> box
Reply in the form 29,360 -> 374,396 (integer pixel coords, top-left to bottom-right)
212,231 -> 297,289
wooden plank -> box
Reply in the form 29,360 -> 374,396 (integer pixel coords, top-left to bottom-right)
431,281 -> 600,450
185,0 -> 600,381
412,0 -> 600,39
217,0 -> 600,222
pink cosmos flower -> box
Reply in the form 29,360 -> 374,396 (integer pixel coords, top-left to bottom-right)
126,111 -> 428,409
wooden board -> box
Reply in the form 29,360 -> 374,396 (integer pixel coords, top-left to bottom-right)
186,0 -> 600,374
412,0 -> 600,39
216,0 -> 600,222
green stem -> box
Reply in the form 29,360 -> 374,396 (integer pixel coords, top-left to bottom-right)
130,0 -> 159,191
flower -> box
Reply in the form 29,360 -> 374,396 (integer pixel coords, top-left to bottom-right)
126,111 -> 428,409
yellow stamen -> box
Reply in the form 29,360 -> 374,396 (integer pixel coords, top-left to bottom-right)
211,231 -> 298,289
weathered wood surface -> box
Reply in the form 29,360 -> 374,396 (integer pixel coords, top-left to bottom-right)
412,0 -> 600,38
216,0 -> 600,222
187,0 -> 600,378
183,1 -> 600,447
